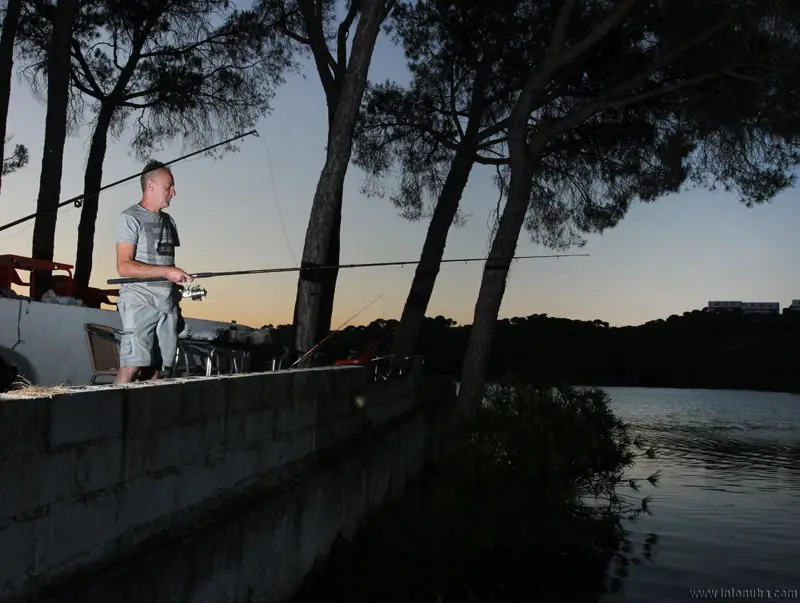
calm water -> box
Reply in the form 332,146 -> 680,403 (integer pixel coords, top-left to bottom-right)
601,387 -> 800,601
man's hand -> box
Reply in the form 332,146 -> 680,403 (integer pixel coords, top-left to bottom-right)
164,267 -> 193,284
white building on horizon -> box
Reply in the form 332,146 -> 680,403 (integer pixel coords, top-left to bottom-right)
707,300 -> 780,314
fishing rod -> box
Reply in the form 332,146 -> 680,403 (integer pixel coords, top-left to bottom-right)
0,129 -> 259,234
107,253 -> 590,286
290,294 -> 384,369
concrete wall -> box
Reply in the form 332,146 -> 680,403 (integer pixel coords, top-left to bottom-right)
0,297 -> 250,386
0,365 -> 456,603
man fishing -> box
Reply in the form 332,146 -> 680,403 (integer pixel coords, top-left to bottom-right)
114,160 -> 192,384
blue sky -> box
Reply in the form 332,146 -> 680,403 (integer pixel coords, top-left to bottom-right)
1,23 -> 798,330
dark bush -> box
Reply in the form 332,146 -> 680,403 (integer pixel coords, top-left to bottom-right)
292,385 -> 659,603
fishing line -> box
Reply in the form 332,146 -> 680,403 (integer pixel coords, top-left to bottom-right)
0,202 -> 81,244
256,131 -> 297,265
0,221 -> 33,244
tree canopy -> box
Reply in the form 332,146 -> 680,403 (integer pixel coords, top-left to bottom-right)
17,0 -> 294,159
353,0 -> 524,223
265,308 -> 800,394
357,0 -> 800,251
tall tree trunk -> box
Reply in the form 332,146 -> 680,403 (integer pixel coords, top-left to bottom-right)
448,44 -> 559,431
293,0 -> 386,358
74,101 -> 115,288
311,99 -> 343,347
0,0 -> 24,198
316,183 -> 342,339
30,0 -> 79,299
390,145 -> 477,358
391,66 -> 489,359
292,180 -> 341,349
452,154 -> 535,425
72,29 -> 149,289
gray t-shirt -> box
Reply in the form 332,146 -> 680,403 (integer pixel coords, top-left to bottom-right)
115,203 -> 181,311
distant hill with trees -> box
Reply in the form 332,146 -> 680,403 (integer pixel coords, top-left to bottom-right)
268,309 -> 800,394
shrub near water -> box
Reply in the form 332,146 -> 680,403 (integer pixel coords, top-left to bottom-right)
293,385 -> 657,602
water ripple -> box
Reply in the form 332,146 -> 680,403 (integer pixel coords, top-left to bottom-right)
599,387 -> 800,601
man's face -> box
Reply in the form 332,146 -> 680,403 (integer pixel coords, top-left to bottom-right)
150,169 -> 176,209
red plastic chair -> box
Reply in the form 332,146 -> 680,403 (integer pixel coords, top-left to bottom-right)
334,341 -> 380,366
0,254 -> 75,299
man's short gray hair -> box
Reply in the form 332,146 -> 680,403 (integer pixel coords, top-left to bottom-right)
140,160 -> 172,191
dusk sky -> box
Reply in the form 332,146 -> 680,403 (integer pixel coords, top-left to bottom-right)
1,23 -> 798,330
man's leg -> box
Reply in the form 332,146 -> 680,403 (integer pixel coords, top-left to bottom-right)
156,307 -> 180,378
137,366 -> 160,381
115,366 -> 140,384
116,299 -> 159,384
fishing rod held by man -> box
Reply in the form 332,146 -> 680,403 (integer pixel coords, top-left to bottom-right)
106,253 -> 591,286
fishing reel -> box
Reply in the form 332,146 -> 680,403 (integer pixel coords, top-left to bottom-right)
180,283 -> 207,301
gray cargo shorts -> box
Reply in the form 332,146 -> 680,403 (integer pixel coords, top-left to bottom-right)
118,298 -> 179,369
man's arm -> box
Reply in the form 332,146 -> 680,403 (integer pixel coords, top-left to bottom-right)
116,242 -> 173,278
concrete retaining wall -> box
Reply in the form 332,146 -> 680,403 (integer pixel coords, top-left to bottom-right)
0,366 -> 456,603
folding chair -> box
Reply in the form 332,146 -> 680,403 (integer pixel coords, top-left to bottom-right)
84,323 -> 121,384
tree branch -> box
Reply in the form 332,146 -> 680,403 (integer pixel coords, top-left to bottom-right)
524,12 -> 738,155
479,135 -> 507,151
336,0 -> 359,77
110,32 -> 147,99
121,54 -> 270,105
477,117 -> 511,143
120,99 -> 160,109
298,0 -> 338,99
70,40 -> 105,99
473,153 -> 509,166
140,31 -> 228,59
282,27 -> 310,45
548,0 -> 579,57
517,0 -> 636,126
274,3 -> 311,44
552,72 -> 725,138
551,0 -> 635,71
112,24 -> 121,70
477,84 -> 562,144
721,68 -> 764,84
449,65 -> 466,140
69,71 -> 97,98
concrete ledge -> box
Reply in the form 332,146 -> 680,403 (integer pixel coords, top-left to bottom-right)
0,366 -> 455,602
